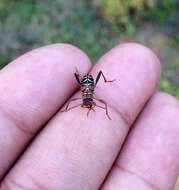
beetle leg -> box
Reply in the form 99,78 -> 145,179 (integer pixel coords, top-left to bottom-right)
93,97 -> 111,120
87,108 -> 91,117
91,107 -> 96,112
86,103 -> 96,117
63,103 -> 82,112
86,107 -> 94,117
95,70 -> 115,86
61,98 -> 82,112
74,73 -> 81,84
74,67 -> 81,84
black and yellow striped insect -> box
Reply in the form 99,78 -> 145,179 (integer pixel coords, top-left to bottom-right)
62,70 -> 114,119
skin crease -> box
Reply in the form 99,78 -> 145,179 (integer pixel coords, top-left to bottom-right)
0,43 -> 178,190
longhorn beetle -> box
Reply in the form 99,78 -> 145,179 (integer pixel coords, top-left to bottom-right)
62,69 -> 114,119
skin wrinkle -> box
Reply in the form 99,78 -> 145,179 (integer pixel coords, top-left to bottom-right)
28,174 -> 50,190
94,89 -> 132,126
108,103 -> 131,127
0,108 -> 36,137
1,176 -> 33,190
114,163 -> 161,190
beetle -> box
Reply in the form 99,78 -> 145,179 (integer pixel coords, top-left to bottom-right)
62,69 -> 114,119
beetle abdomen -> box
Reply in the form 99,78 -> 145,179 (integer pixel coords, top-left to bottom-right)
83,97 -> 93,106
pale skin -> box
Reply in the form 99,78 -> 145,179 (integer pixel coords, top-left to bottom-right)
0,43 -> 178,190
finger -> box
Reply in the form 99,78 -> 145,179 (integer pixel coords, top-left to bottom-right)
0,43 -> 160,190
102,92 -> 179,190
0,44 -> 91,179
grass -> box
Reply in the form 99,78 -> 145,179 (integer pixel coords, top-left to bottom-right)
0,0 -> 123,65
0,0 -> 178,97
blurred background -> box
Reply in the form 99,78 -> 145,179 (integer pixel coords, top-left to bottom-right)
0,0 -> 179,98
0,0 -> 178,189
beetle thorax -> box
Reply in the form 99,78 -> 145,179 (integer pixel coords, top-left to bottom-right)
81,74 -> 94,107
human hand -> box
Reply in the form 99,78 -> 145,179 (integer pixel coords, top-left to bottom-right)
0,43 -> 178,190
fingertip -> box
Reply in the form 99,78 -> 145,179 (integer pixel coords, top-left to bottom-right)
118,42 -> 161,75
4,43 -> 92,72
151,91 -> 179,107
42,43 -> 92,68
92,42 -> 161,126
146,92 -> 179,124
102,42 -> 161,81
